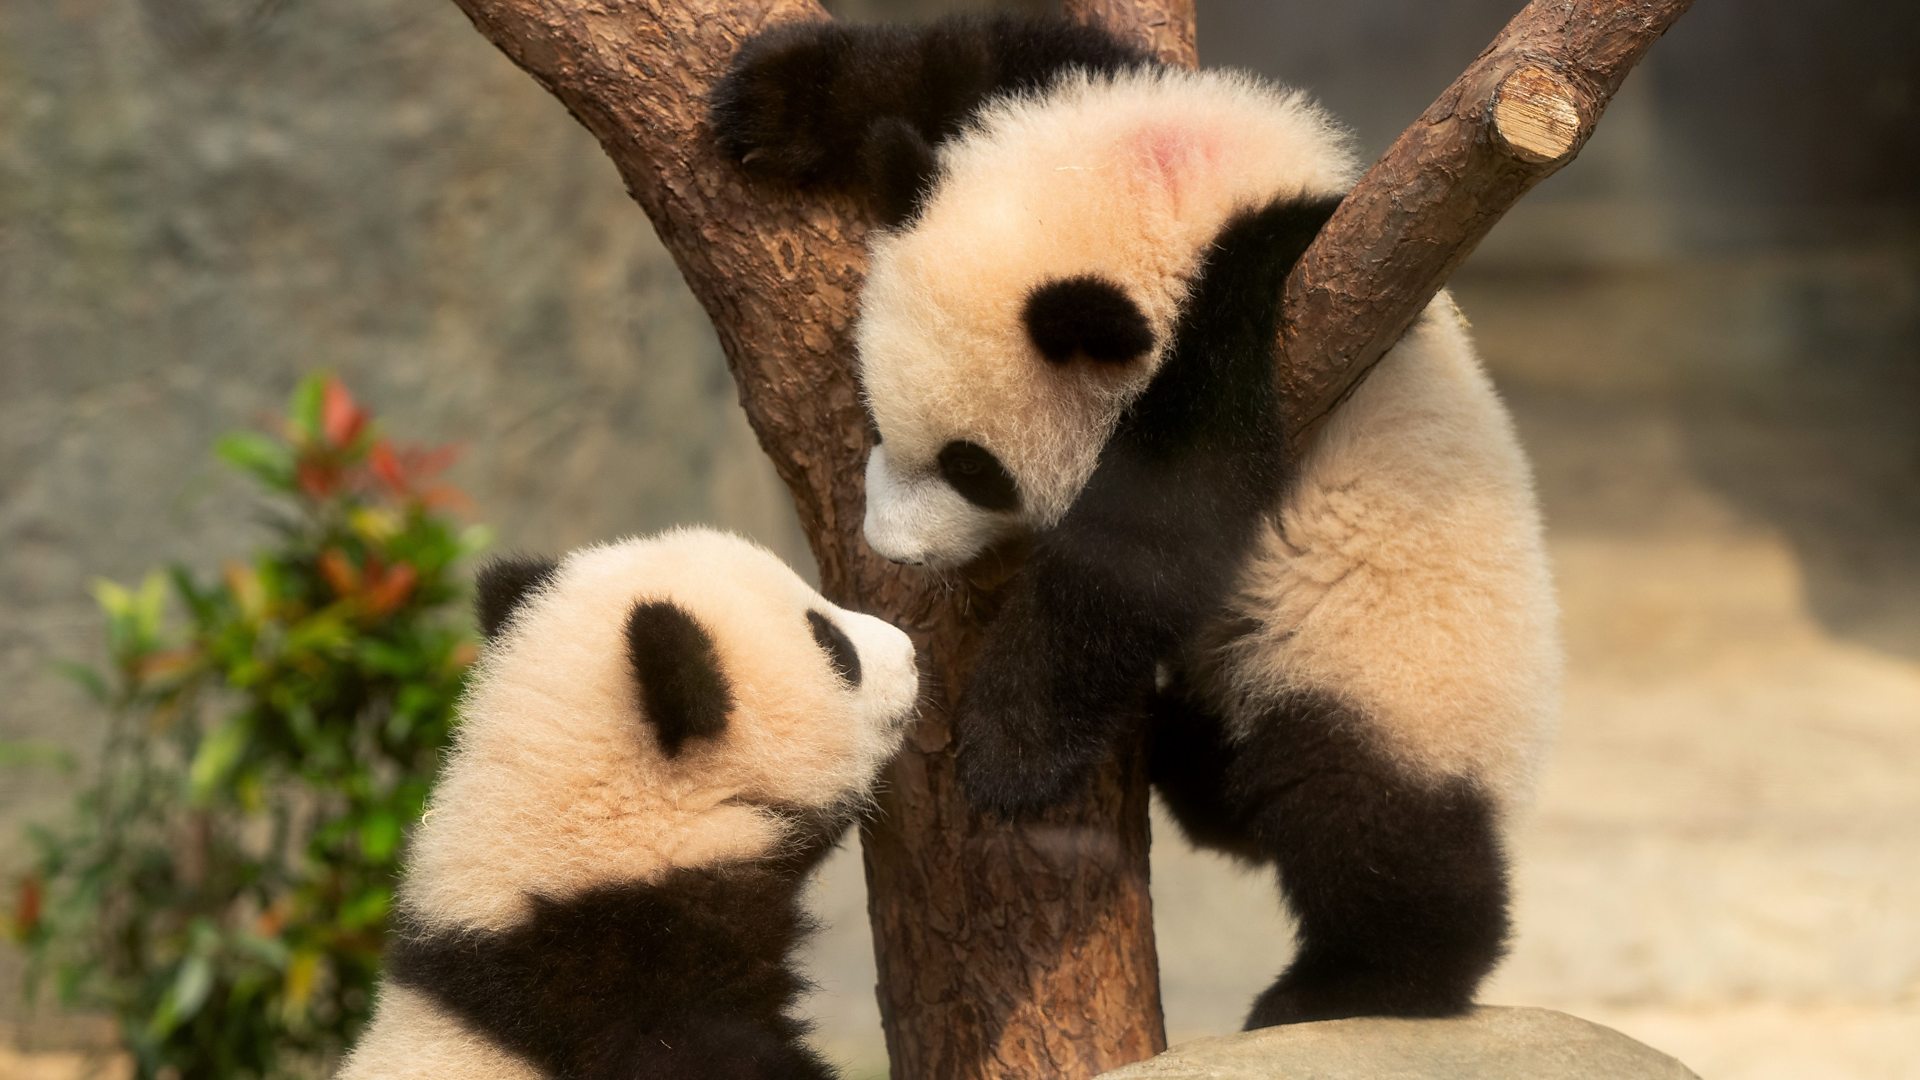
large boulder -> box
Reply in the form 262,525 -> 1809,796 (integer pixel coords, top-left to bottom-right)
1099,1007 -> 1699,1079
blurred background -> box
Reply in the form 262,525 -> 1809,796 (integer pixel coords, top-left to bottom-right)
1,0 -> 1914,1077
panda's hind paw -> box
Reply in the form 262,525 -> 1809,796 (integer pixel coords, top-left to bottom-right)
709,20 -> 855,183
1244,967 -> 1475,1029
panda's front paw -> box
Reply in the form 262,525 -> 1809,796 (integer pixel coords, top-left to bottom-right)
952,682 -> 1100,818
710,20 -> 855,182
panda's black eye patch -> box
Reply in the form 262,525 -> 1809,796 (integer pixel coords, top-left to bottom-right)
1022,274 -> 1154,364
807,610 -> 862,688
937,440 -> 1019,512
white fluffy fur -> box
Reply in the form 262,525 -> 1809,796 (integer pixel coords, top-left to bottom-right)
338,529 -> 917,1079
341,986 -> 541,1080
859,67 -> 1356,560
1207,299 -> 1561,803
857,67 -> 1559,802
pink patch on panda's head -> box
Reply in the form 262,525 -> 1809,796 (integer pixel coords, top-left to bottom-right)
1126,122 -> 1222,207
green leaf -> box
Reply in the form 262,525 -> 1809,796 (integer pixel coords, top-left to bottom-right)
288,373 -> 327,444
231,932 -> 291,970
132,572 -> 168,640
339,885 -> 391,930
215,432 -> 295,489
147,954 -> 213,1039
167,565 -> 219,625
50,660 -> 110,704
188,716 -> 252,804
90,578 -> 133,618
356,813 -> 401,863
0,739 -> 77,771
459,523 -> 494,557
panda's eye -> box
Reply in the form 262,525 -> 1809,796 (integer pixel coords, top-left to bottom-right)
936,440 -> 1019,512
807,610 -> 862,688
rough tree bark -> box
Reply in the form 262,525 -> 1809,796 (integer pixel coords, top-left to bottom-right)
1063,0 -> 1196,69
437,0 -> 1693,1077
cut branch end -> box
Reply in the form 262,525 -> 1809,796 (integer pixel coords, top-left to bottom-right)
1492,64 -> 1586,164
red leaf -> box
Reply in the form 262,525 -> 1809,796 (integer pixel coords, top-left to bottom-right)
14,877 -> 41,937
321,377 -> 368,449
410,443 -> 461,479
368,440 -> 406,495
419,484 -> 473,513
363,562 -> 418,617
318,549 -> 360,597
296,460 -> 339,499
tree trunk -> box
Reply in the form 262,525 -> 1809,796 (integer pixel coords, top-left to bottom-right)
438,0 -> 1693,1076
442,1 -> 1170,1075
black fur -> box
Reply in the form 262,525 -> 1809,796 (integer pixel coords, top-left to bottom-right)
1148,684 -> 1511,1028
806,609 -> 862,688
387,855 -> 842,1080
475,555 -> 560,640
1023,275 -> 1157,364
937,439 -> 1021,512
955,194 -> 1342,814
626,600 -> 733,756
711,15 -> 1152,215
862,116 -> 940,227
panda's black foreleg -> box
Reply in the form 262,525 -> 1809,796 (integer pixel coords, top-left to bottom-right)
1225,691 -> 1512,1029
954,573 -> 1160,816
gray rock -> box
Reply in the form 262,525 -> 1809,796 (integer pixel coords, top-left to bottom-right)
1098,1007 -> 1700,1080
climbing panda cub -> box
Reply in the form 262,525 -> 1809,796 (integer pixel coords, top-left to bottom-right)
339,530 -> 918,1080
714,16 -> 1561,1027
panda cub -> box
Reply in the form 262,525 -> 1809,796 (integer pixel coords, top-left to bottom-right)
715,16 -> 1561,1028
339,529 -> 918,1080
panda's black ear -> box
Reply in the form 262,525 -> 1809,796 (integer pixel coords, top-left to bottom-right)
1023,275 -> 1155,365
863,117 -> 940,229
625,600 -> 733,757
475,555 -> 560,641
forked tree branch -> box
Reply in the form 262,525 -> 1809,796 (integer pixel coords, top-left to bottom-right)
439,1 -> 1692,1076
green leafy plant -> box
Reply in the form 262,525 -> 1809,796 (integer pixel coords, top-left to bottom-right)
14,375 -> 487,1078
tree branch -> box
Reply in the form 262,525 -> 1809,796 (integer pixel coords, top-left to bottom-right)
1063,0 -> 1196,69
1278,0 -> 1696,449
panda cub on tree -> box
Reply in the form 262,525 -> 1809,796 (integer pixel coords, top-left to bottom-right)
714,16 -> 1561,1028
339,529 -> 918,1080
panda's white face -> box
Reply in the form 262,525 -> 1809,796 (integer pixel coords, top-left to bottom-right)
855,68 -> 1357,569
398,530 -> 919,929
530,530 -> 919,811
862,440 -> 1027,567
